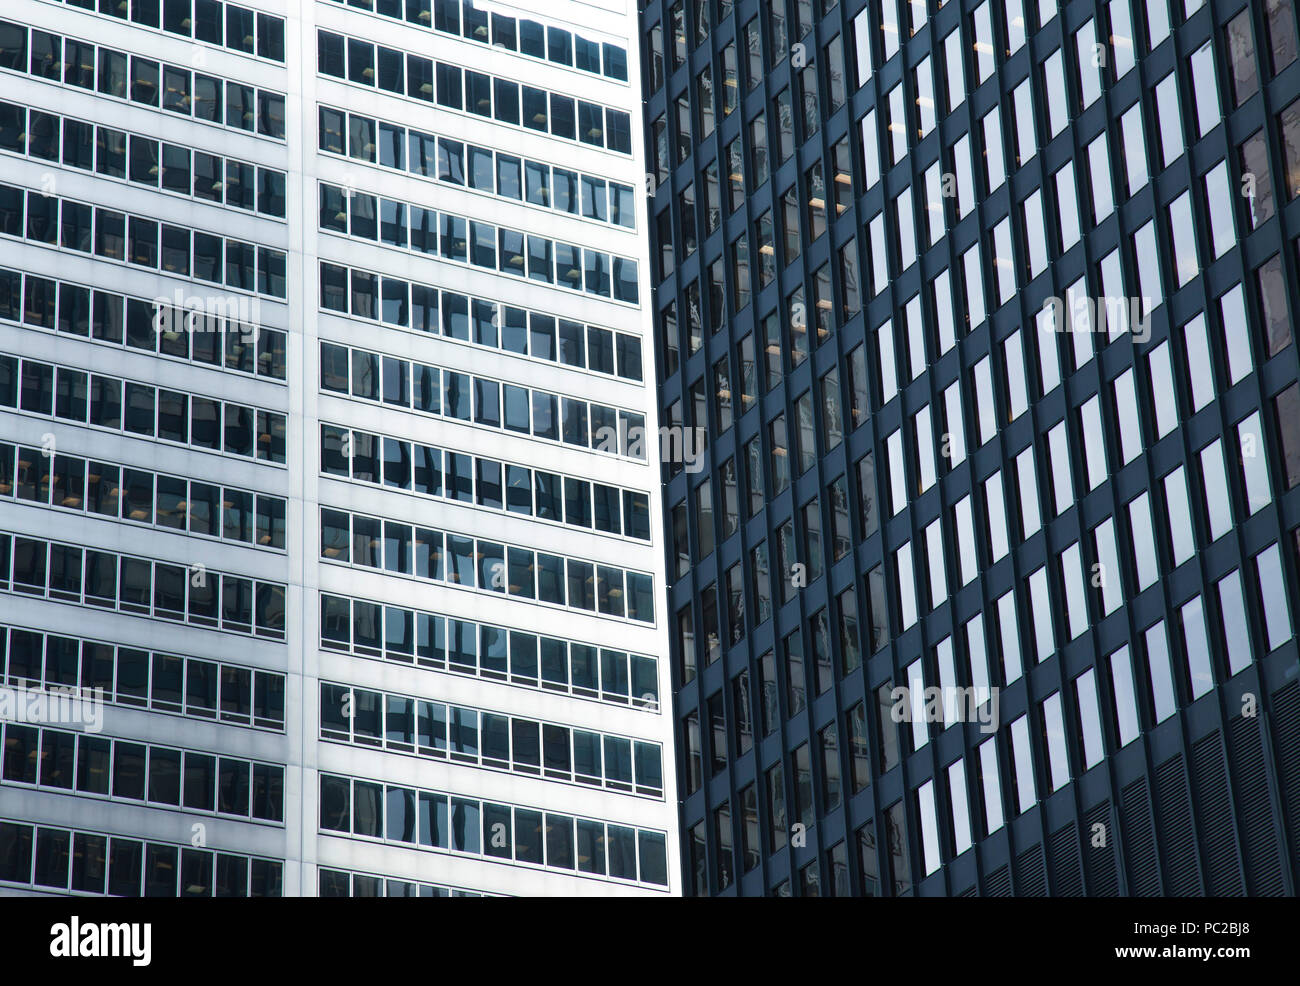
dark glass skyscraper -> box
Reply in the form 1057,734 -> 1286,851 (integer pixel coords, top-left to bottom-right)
643,0 -> 1300,895
1,0 -> 672,899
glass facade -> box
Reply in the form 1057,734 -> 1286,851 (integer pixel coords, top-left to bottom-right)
645,0 -> 1300,895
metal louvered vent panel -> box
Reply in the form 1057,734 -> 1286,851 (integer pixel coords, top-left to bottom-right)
1014,844 -> 1047,896
1269,680 -> 1300,872
1190,732 -> 1244,896
1227,713 -> 1286,896
1154,754 -> 1202,895
1082,801 -> 1119,896
1047,824 -> 1083,896
984,864 -> 1011,897
1121,779 -> 1160,895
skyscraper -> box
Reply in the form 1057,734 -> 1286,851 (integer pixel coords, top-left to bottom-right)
644,0 -> 1300,895
0,0 -> 676,897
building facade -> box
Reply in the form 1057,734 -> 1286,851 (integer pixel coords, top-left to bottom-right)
643,0 -> 1300,895
0,0 -> 676,897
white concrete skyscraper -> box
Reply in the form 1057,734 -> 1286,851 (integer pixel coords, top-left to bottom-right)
0,0 -> 676,897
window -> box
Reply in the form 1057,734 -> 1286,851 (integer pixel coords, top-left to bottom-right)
1217,285 -> 1253,388
1217,569 -> 1253,676
1120,102 -> 1148,197
1187,42 -> 1219,139
1039,49 -> 1066,138
1168,191 -> 1197,287
1078,395 -> 1108,490
766,763 -> 787,852
961,240 -> 985,329
1256,543 -> 1294,651
1226,11 -> 1259,106
1139,341 -> 1174,442
964,737 -> 1000,841
820,724 -> 841,812
1241,129 -> 1275,229
852,7 -> 872,86
1105,367 -> 1140,466
1094,519 -> 1123,616
973,3 -> 995,83
1159,465 -> 1196,568
1145,0 -> 1171,51
916,779 -> 941,876
1009,715 -> 1036,813
1257,255 -> 1293,357
1100,647 -> 1139,749
1132,220 -> 1162,318
1181,595 -> 1214,700
1080,134 -> 1112,226
1204,161 -> 1235,260
1238,411 -> 1272,515
1275,383 -> 1300,489
1265,0 -> 1299,75
1044,423 -> 1072,517
1041,692 -> 1071,792
1200,440 -> 1234,541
